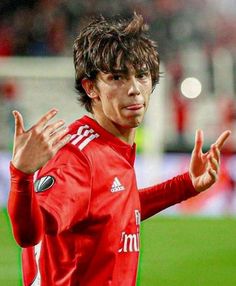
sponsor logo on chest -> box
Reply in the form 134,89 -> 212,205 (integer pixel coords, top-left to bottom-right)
118,210 -> 141,253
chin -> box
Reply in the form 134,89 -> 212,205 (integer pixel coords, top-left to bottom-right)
126,117 -> 143,128
132,120 -> 142,128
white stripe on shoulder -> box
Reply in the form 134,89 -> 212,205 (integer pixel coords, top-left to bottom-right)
79,133 -> 99,150
70,124 -> 99,150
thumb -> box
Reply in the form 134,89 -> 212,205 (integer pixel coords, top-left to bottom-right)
13,110 -> 25,135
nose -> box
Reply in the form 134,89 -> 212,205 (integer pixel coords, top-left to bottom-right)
128,77 -> 141,96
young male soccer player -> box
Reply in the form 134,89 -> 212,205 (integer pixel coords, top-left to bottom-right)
8,14 -> 231,286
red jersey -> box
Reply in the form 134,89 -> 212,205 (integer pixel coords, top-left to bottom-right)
9,116 -> 198,286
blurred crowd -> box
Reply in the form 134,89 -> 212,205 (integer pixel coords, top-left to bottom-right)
0,0 -> 236,60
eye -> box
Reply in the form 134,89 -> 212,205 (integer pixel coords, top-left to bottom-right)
107,74 -> 123,81
136,72 -> 149,79
112,74 -> 122,81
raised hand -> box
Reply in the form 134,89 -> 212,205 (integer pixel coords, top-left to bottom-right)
189,129 -> 231,192
12,109 -> 71,174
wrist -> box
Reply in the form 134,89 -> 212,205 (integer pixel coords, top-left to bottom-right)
10,161 -> 34,179
11,159 -> 35,175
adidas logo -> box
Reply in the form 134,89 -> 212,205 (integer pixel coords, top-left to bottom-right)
111,177 -> 125,192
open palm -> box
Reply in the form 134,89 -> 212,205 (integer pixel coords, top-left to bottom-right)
12,109 -> 71,174
189,129 -> 231,192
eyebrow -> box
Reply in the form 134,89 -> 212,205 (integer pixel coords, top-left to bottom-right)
111,68 -> 127,74
111,66 -> 149,74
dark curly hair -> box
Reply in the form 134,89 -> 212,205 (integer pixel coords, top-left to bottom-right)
73,13 -> 160,113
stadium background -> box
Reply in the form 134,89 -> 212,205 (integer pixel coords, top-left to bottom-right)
0,0 -> 236,285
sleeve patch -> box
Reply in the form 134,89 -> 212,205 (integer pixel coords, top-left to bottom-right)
34,176 -> 55,193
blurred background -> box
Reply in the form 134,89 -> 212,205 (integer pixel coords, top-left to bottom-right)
0,0 -> 236,285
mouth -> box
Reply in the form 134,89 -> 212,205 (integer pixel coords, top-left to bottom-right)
125,104 -> 144,111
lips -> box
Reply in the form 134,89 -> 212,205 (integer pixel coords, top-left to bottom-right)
125,104 -> 144,110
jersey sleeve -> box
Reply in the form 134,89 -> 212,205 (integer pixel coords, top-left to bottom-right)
36,144 -> 91,234
139,172 -> 199,220
8,163 -> 44,247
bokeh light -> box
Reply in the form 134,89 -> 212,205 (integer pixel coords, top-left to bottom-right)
181,77 -> 202,99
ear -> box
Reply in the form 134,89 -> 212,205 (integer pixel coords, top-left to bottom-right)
81,78 -> 99,99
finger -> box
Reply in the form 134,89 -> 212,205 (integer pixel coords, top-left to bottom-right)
208,168 -> 217,183
13,110 -> 25,135
52,134 -> 72,154
210,144 -> 220,163
193,129 -> 203,154
214,130 -> 231,150
35,108 -> 58,130
208,154 -> 219,173
44,120 -> 65,136
49,127 -> 69,146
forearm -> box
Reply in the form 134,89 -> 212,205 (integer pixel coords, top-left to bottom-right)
8,163 -> 43,247
139,172 -> 199,220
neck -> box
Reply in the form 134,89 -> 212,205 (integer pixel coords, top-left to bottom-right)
91,114 -> 136,145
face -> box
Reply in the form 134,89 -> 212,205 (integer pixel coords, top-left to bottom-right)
92,65 -> 153,129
